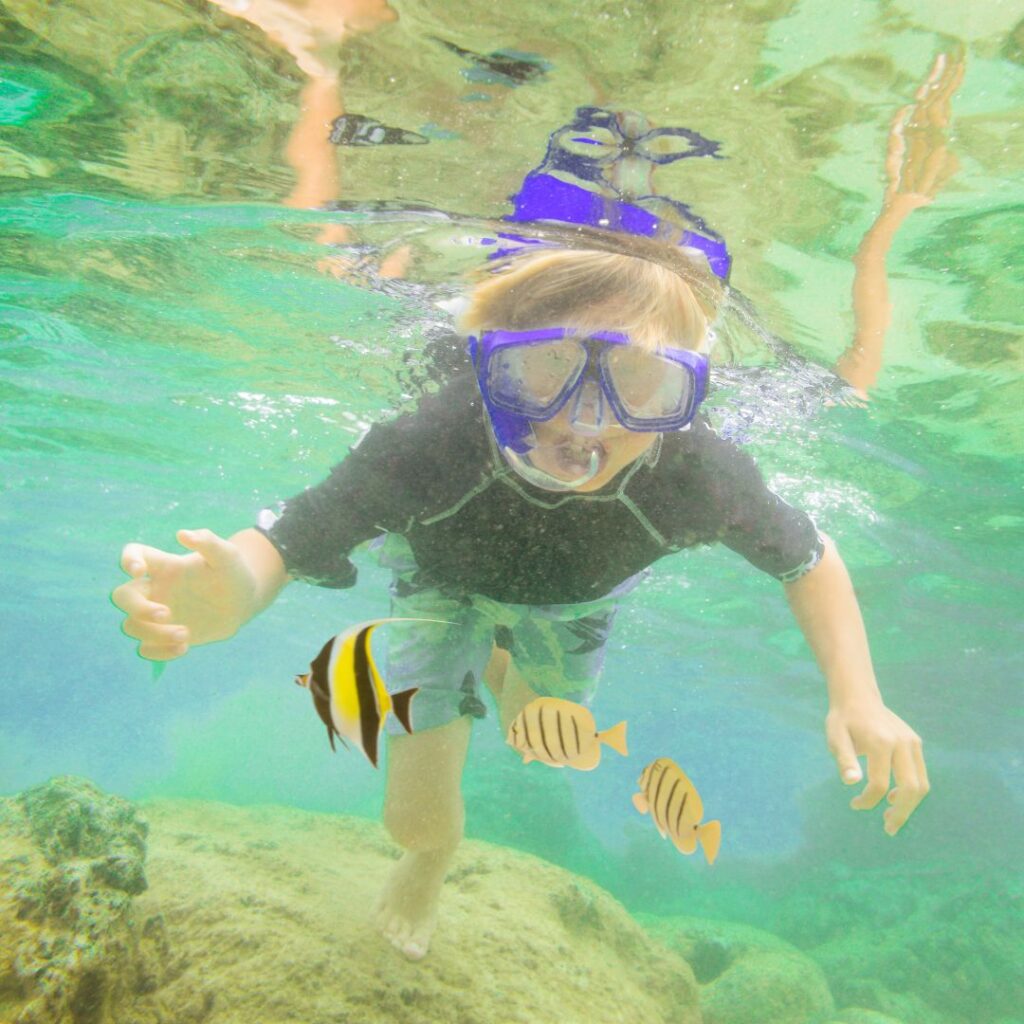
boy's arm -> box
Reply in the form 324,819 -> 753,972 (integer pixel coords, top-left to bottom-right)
784,534 -> 930,835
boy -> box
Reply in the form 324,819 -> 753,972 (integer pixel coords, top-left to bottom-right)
113,245 -> 929,961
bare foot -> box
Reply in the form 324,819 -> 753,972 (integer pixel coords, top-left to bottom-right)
373,847 -> 454,960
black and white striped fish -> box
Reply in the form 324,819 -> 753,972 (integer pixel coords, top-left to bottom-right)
633,757 -> 721,865
295,618 -> 429,768
506,697 -> 627,771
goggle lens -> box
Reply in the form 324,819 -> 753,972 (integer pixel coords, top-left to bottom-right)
487,339 -> 586,416
604,346 -> 692,420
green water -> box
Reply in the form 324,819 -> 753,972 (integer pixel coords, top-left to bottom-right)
1,1 -> 1022,1022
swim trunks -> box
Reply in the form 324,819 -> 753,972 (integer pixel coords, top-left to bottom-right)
371,533 -> 644,733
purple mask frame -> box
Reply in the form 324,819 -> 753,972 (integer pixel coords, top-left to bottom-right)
467,328 -> 709,453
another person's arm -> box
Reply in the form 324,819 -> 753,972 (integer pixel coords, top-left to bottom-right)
784,534 -> 929,835
836,49 -> 963,397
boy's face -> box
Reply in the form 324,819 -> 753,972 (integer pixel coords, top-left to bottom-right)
522,322 -> 688,490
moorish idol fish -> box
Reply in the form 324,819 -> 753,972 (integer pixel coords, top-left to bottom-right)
632,758 -> 721,865
295,618 -> 437,768
328,114 -> 428,147
506,697 -> 627,771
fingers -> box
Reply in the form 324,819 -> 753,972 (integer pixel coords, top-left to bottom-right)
120,614 -> 187,645
826,716 -> 863,784
850,743 -> 892,811
114,541 -> 190,663
113,583 -> 190,661
883,737 -> 930,836
124,621 -> 191,661
120,542 -> 147,579
829,708 -> 930,834
111,577 -> 166,621
137,638 -> 190,662
119,542 -> 181,580
176,528 -> 237,569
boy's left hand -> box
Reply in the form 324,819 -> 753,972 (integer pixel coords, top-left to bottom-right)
825,701 -> 930,835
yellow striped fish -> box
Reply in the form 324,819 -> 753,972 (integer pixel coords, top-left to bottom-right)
506,697 -> 627,771
633,758 -> 721,865
295,618 -> 432,768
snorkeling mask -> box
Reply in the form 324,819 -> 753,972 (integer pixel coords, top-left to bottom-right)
469,329 -> 709,491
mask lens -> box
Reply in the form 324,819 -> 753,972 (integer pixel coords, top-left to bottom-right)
604,346 -> 692,421
487,339 -> 586,416
554,126 -> 619,160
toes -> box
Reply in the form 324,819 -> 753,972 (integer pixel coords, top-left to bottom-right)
379,912 -> 433,960
402,938 -> 428,961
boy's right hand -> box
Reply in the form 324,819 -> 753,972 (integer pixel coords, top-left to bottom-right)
112,529 -> 258,661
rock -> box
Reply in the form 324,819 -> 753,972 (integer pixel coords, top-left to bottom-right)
132,799 -> 703,1024
639,916 -> 835,1024
0,776 -> 168,1024
20,775 -> 149,894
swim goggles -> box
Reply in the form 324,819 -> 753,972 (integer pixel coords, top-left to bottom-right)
467,328 -> 709,454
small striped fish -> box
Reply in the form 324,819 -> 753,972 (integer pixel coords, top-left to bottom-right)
633,758 -> 721,865
295,618 -> 440,768
506,697 -> 627,771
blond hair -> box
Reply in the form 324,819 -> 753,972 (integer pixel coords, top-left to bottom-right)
459,242 -> 725,352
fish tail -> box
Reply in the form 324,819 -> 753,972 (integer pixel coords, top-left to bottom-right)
631,791 -> 648,814
598,720 -> 628,757
697,820 -> 722,866
390,687 -> 419,734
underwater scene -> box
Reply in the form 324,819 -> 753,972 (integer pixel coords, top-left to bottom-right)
1,0 -> 1022,1021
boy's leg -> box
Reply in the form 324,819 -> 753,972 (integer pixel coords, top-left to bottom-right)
369,546 -> 494,961
376,715 -> 472,961
494,574 -> 647,728
485,646 -> 543,736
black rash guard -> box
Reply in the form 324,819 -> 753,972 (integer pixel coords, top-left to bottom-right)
256,372 -> 824,605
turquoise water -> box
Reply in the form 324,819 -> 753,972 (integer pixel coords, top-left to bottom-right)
1,1 -> 1022,1022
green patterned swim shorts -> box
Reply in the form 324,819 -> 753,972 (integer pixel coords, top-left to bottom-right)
370,534 -> 645,735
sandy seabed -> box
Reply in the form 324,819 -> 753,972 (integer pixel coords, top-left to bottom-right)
1,782 -> 703,1024
132,798 -> 700,1024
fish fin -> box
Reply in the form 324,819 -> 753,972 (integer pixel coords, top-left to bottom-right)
521,752 -> 536,765
397,129 -> 430,145
362,724 -> 380,769
672,827 -> 698,856
326,724 -> 336,752
570,747 -> 601,771
295,673 -> 311,688
150,661 -> 167,682
390,687 -> 418,734
697,820 -> 722,866
598,720 -> 628,757
632,792 -> 648,814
